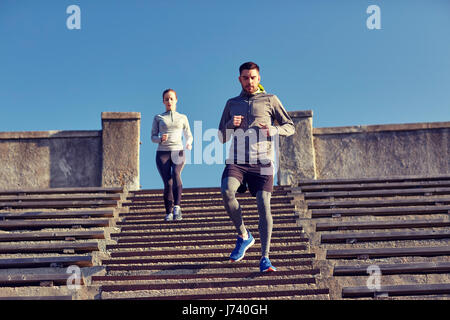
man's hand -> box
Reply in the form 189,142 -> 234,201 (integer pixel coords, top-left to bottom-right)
233,115 -> 244,127
259,123 -> 270,137
259,123 -> 277,137
161,134 -> 168,142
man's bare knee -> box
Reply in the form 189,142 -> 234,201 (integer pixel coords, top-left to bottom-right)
222,188 -> 236,201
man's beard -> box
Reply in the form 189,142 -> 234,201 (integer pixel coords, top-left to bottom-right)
242,84 -> 257,94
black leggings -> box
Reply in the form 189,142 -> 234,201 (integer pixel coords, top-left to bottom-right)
156,150 -> 185,214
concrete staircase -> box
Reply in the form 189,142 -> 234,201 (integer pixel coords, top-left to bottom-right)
0,187 -> 125,300
294,174 -> 450,299
2,174 -> 448,300
94,186 -> 330,300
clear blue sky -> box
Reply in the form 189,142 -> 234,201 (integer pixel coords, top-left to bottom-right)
1,0 -> 449,189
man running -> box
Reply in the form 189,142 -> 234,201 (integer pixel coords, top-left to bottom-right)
218,62 -> 295,272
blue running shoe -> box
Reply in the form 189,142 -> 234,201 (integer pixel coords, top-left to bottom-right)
260,257 -> 277,272
229,231 -> 255,262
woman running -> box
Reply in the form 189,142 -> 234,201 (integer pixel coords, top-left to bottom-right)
151,89 -> 193,221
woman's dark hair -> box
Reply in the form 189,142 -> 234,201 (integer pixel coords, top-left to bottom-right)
162,88 -> 177,100
239,62 -> 260,75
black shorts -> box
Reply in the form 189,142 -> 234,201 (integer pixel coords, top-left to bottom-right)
221,163 -> 273,197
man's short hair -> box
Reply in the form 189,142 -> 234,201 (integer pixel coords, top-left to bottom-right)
239,62 -> 260,75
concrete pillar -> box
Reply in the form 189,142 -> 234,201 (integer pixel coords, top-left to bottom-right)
101,112 -> 141,191
277,110 -> 316,186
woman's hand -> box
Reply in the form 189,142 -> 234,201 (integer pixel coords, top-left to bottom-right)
161,134 -> 168,142
185,143 -> 192,150
233,115 -> 244,127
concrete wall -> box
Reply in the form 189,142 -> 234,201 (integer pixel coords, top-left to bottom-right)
2,108 -> 447,189
313,122 -> 450,180
0,112 -> 141,191
278,111 -> 316,184
101,112 -> 141,191
0,131 -> 102,189
278,112 -> 450,185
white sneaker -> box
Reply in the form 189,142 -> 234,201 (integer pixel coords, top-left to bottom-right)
164,212 -> 173,221
173,205 -> 182,220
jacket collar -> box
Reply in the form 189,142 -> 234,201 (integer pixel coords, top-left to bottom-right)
240,89 -> 264,98
239,84 -> 266,98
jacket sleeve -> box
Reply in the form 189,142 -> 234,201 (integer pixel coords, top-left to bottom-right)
218,100 -> 235,144
183,115 -> 193,146
151,116 -> 162,143
270,95 -> 295,137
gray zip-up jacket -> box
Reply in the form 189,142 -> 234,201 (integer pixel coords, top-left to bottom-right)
151,110 -> 193,151
218,89 -> 295,164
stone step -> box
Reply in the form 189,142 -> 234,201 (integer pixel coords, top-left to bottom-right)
0,255 -> 93,269
0,272 -> 84,287
321,230 -> 450,244
101,287 -> 330,300
298,174 -> 450,187
0,210 -> 114,220
0,230 -> 104,242
326,246 -> 450,260
102,253 -> 316,265
316,218 -> 450,231
111,230 -> 302,241
107,237 -> 309,249
0,200 -> 118,210
342,283 -> 450,298
333,262 -> 450,276
109,245 -> 308,258
303,187 -> 450,200
0,295 -> 73,300
94,268 -> 321,282
0,219 -> 110,230
298,180 -> 450,192
105,260 -> 314,272
115,225 -> 300,234
125,203 -> 294,213
99,276 -> 317,292
0,242 -> 99,254
0,194 -> 121,202
0,187 -> 123,196
119,212 -> 295,223
310,205 -> 450,218
117,217 -> 296,228
123,197 -> 293,208
307,197 -> 450,210
129,186 -> 288,196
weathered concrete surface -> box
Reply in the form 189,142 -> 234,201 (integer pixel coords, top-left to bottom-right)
101,112 -> 141,191
278,113 -> 450,185
0,111 -> 142,191
0,131 -> 101,189
314,122 -> 450,179
278,110 -> 316,186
